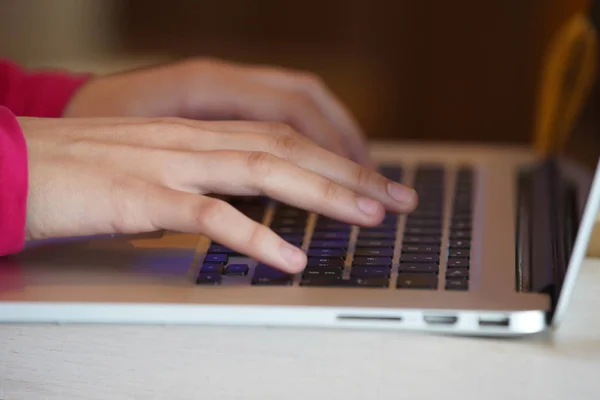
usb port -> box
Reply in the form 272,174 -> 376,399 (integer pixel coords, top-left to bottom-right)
423,314 -> 458,325
478,316 -> 510,327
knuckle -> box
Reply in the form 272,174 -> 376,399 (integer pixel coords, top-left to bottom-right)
246,151 -> 277,175
192,198 -> 229,231
271,134 -> 302,159
320,178 -> 341,203
355,165 -> 374,189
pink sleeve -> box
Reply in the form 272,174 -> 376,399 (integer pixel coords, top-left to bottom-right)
0,106 -> 28,255
0,59 -> 90,117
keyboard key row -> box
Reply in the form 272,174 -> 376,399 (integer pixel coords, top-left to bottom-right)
443,167 -> 474,291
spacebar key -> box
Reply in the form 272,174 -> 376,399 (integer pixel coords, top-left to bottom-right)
300,277 -> 389,288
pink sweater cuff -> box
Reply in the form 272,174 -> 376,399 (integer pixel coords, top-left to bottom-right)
0,60 -> 90,118
0,106 -> 28,255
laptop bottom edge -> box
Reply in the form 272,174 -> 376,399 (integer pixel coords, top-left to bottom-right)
0,303 -> 547,337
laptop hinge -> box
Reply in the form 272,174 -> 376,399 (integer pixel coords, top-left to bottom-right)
524,158 -> 572,314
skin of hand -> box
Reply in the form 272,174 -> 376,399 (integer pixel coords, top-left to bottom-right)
21,117 -> 417,273
63,58 -> 375,167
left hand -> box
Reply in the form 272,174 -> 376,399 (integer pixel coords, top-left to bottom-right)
64,58 -> 374,167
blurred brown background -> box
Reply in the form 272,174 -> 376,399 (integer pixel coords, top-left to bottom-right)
0,0 -> 591,143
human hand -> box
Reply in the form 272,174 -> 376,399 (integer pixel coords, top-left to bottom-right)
22,117 -> 416,272
64,58 -> 374,167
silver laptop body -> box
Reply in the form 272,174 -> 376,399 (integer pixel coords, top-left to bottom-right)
0,130 -> 598,337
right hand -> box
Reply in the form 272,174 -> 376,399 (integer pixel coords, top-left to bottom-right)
22,117 -> 417,273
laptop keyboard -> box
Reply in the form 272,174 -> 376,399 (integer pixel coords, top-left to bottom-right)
197,165 -> 473,290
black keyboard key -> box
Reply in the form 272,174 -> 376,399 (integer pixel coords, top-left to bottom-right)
200,263 -> 223,274
307,248 -> 346,258
396,274 -> 438,289
224,264 -> 249,276
452,213 -> 472,221
451,221 -> 471,230
398,263 -> 438,273
379,166 -> 403,181
254,264 -> 289,278
413,185 -> 443,193
416,165 -> 444,172
351,266 -> 390,278
358,227 -> 397,234
449,249 -> 470,258
452,203 -> 472,210
273,208 -> 307,218
400,253 -> 440,263
311,231 -> 351,240
410,212 -> 443,219
279,234 -> 305,243
300,277 -> 389,287
315,221 -> 352,230
373,220 -> 398,229
447,257 -> 469,268
196,273 -> 222,285
402,245 -> 440,254
273,227 -> 306,235
244,214 -> 265,222
353,248 -> 394,257
229,196 -> 267,206
204,254 -> 228,264
303,268 -> 342,278
309,240 -> 348,249
445,279 -> 468,291
451,216 -> 472,224
207,245 -> 239,255
252,264 -> 293,285
450,231 -> 471,240
307,258 -> 345,268
404,220 -> 443,228
352,256 -> 392,266
403,236 -> 442,245
449,240 -> 471,249
404,227 -> 441,236
355,240 -> 395,248
453,201 -> 472,210
252,276 -> 293,286
382,213 -> 399,221
357,231 -> 396,239
270,219 -> 306,228
446,268 -> 469,278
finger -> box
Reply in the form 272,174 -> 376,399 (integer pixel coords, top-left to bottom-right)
54,125 -> 416,214
183,74 -> 352,159
58,137 -> 388,226
188,132 -> 417,214
246,67 -> 374,167
146,187 -> 307,273
193,151 -> 387,227
247,83 -> 352,160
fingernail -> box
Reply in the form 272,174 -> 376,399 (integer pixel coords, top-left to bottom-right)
356,196 -> 381,215
388,183 -> 417,205
279,242 -> 306,272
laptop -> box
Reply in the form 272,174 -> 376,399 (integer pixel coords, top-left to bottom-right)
1,27 -> 600,340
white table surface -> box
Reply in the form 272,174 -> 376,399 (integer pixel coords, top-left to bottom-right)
0,259 -> 598,400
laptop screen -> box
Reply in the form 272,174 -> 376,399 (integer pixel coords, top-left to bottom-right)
553,4 -> 600,325
562,1 -> 600,171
